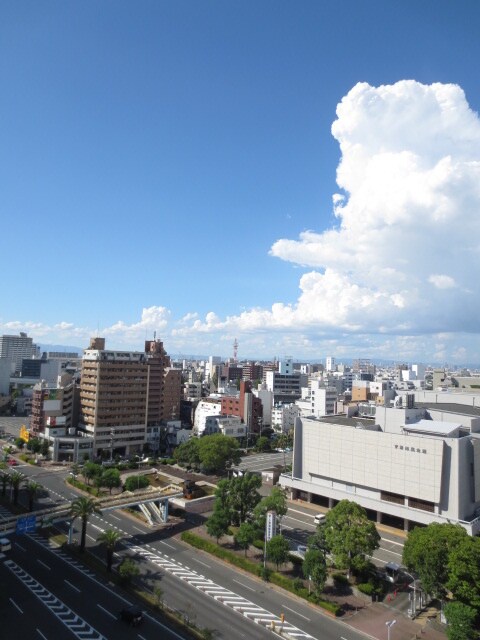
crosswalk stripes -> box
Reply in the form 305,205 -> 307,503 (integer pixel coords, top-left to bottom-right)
5,559 -> 107,640
126,541 -> 316,639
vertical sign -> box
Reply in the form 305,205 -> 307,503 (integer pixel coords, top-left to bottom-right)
265,510 -> 277,542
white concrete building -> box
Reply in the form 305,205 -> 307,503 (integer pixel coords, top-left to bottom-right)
325,356 -> 336,372
204,415 -> 246,438
253,386 -> 274,426
296,381 -> 337,418
193,399 -> 222,435
280,403 -> 480,535
272,403 -> 300,433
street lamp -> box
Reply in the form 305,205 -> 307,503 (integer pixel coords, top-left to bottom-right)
403,570 -> 418,617
386,619 -> 396,640
109,428 -> 115,462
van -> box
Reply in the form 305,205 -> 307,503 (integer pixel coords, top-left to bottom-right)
0,538 -> 12,552
313,514 -> 326,526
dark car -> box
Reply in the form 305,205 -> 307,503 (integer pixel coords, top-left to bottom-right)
119,606 -> 144,626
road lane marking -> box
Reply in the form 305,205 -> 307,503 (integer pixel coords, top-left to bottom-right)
133,525 -> 145,533
282,604 -> 310,621
64,579 -> 81,593
97,603 -> 116,619
233,579 -> 256,592
159,541 -> 175,550
9,597 -> 23,613
86,533 -> 96,541
15,542 -> 26,552
109,514 -> 121,521
36,629 -> 48,639
192,558 -> 211,568
381,537 -> 404,547
37,559 -> 51,570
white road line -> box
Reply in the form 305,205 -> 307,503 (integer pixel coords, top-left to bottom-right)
15,542 -> 26,552
192,558 -> 211,568
91,524 -> 104,532
232,579 -> 256,592
159,541 -> 175,550
64,579 -> 81,593
284,515 -> 315,527
381,537 -> 404,547
37,559 -> 51,571
86,534 -> 96,541
132,526 -> 145,533
9,597 -> 23,613
287,508 -> 315,517
282,604 -> 310,621
109,514 -> 121,521
137,635 -> 147,640
97,603 -> 116,619
36,629 -> 48,639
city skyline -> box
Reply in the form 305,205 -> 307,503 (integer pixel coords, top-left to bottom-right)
2,2 -> 480,363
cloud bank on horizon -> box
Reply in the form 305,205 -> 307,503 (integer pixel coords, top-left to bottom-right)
4,80 -> 480,361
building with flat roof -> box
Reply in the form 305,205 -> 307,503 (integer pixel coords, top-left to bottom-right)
0,332 -> 39,374
280,402 -> 480,535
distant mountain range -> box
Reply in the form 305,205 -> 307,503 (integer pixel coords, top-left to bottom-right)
39,344 -> 82,356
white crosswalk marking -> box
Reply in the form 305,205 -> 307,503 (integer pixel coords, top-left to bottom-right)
126,541 -> 316,639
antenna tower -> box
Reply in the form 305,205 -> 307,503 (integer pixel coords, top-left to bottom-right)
233,338 -> 239,363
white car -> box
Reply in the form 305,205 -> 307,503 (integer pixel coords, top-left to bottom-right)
313,514 -> 326,525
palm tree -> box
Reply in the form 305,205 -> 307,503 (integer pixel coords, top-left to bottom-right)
70,496 -> 102,553
96,528 -> 122,572
0,472 -> 9,497
24,480 -> 42,512
9,471 -> 25,505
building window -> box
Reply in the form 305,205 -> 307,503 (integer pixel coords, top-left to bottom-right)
409,497 -> 435,513
380,491 -> 404,505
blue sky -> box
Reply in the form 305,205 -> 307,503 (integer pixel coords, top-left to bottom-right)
2,1 -> 480,363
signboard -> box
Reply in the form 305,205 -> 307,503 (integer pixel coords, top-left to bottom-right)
19,425 -> 29,443
16,515 -> 36,535
265,510 -> 277,542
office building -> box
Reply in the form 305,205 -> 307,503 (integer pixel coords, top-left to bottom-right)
0,332 -> 39,374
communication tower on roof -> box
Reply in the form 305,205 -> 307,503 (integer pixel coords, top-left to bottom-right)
233,338 -> 239,363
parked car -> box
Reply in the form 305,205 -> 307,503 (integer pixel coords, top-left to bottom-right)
313,513 -> 326,525
7,459 -> 18,466
0,538 -> 12,552
119,606 -> 144,626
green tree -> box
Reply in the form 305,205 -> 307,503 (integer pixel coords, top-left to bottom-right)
9,470 -> 24,505
403,523 -> 467,599
213,479 -> 231,516
174,438 -> 201,469
444,601 -> 477,640
228,472 -> 262,525
40,440 -> 50,458
206,509 -> 230,543
266,534 -> 290,570
26,437 -> 41,454
96,528 -> 122,572
302,548 -> 327,595
235,522 -> 256,556
255,436 -> 270,452
118,557 -> 140,585
124,474 -> 150,491
83,461 -> 102,485
14,437 -> 25,449
308,523 -> 330,559
70,496 -> 102,553
253,486 -> 288,531
197,434 -> 241,474
323,500 -> 380,578
101,468 -> 121,494
447,535 -> 480,609
24,479 -> 41,512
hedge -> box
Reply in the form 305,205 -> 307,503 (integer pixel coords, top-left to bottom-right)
180,532 -> 342,617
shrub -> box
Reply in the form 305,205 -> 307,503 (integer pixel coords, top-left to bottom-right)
357,582 -> 375,595
333,572 -> 349,585
292,577 -> 305,592
252,539 -> 264,550
257,566 -> 271,581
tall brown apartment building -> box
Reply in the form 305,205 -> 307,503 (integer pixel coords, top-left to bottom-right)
79,337 -> 181,457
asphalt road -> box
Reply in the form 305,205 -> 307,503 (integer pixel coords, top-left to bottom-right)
0,454 -> 369,640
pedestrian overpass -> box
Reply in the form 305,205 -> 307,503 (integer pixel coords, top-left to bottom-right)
0,484 -> 184,536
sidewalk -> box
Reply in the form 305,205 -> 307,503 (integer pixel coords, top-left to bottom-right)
346,602 -> 445,640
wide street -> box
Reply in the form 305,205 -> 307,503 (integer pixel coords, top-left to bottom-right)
0,447 -> 369,640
